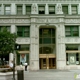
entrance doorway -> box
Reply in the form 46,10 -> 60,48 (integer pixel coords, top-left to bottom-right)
39,28 -> 56,69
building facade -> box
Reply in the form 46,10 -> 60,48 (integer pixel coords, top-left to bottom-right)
0,0 -> 80,70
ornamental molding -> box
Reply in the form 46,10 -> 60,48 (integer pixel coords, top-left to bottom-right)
65,19 -> 80,23
16,38 -> 30,44
0,19 -> 30,23
65,38 -> 80,43
37,19 -> 58,23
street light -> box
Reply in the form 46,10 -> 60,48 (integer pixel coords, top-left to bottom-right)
13,44 -> 20,80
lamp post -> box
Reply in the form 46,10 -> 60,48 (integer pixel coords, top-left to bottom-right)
13,44 -> 20,80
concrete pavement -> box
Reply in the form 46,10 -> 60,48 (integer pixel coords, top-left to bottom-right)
24,69 -> 80,80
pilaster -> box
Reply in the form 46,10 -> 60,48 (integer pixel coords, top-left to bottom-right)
55,3 -> 63,14
45,4 -> 48,14
68,4 -> 72,15
1,4 -> 4,15
11,24 -> 16,33
78,4 -> 80,14
11,3 -> 16,15
31,3 -> 38,14
30,17 -> 39,70
23,4 -> 26,15
56,22 -> 66,70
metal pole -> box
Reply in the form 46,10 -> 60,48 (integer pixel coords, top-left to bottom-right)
13,50 -> 15,80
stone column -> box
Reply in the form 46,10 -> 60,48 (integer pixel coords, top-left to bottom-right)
45,4 -> 48,14
56,18 -> 66,70
23,4 -> 26,15
30,18 -> 39,70
68,4 -> 72,15
9,53 -> 13,65
11,3 -> 16,15
11,24 -> 16,33
78,4 -> 80,15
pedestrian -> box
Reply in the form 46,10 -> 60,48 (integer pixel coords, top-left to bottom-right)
24,62 -> 28,71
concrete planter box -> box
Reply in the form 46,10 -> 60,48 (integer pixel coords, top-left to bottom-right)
0,71 -> 17,80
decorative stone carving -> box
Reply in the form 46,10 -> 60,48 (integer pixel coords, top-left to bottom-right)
37,19 -> 58,23
65,19 -> 80,23
31,3 -> 38,14
0,19 -> 30,23
55,3 -> 63,14
16,38 -> 30,44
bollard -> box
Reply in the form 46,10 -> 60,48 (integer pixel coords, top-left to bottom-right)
17,70 -> 24,80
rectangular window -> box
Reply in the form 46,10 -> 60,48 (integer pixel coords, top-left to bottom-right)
38,6 -> 45,14
0,26 -> 10,32
5,5 -> 11,15
49,6 -> 55,14
66,44 -> 80,65
65,26 -> 79,37
17,5 -> 22,15
26,6 -> 31,14
72,6 -> 77,14
17,26 -> 30,37
62,6 -> 68,14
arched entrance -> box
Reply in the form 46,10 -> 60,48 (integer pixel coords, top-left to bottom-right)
39,27 -> 56,69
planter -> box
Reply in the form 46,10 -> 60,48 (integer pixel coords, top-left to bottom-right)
0,71 -> 17,80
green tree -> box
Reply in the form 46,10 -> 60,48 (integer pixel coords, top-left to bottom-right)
0,27 -> 17,64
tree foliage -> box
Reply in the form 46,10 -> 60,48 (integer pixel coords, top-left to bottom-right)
0,27 -> 17,54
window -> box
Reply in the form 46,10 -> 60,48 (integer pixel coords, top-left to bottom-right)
38,6 -> 45,14
65,26 -> 79,37
17,26 -> 30,37
72,6 -> 77,14
26,6 -> 31,14
66,44 -> 80,65
17,5 -> 22,15
5,5 -> 11,15
19,44 -> 30,51
0,26 -> 10,32
62,6 -> 68,14
49,6 -> 55,14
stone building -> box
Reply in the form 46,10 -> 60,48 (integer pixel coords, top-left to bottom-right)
0,0 -> 80,70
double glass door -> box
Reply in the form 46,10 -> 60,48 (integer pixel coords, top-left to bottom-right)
39,58 -> 56,69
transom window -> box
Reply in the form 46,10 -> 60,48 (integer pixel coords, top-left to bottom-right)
62,6 -> 68,14
17,26 -> 30,37
49,6 -> 55,14
26,6 -> 31,14
17,5 -> 22,15
65,26 -> 79,37
5,5 -> 11,15
38,6 -> 45,14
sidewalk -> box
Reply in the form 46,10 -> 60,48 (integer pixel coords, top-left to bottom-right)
24,69 -> 80,80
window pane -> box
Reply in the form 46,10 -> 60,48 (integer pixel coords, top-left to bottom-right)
26,6 -> 31,14
43,38 -> 51,44
62,6 -> 68,14
49,6 -> 55,14
39,6 -> 45,14
17,6 -> 22,15
72,6 -> 77,14
5,6 -> 11,15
